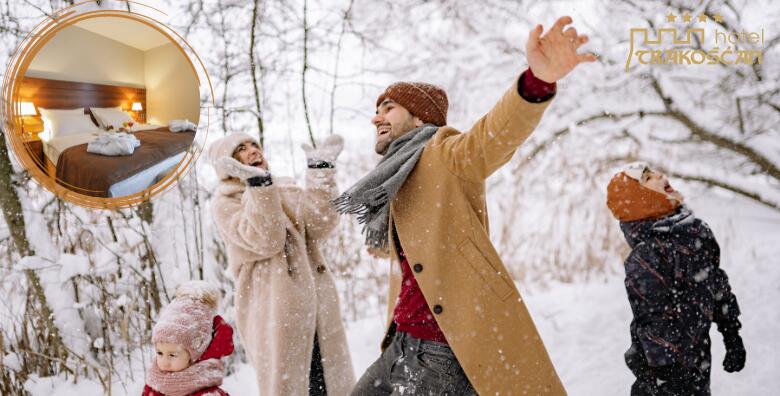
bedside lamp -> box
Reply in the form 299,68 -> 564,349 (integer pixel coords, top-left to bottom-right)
131,102 -> 143,122
20,101 -> 36,116
18,101 -> 37,137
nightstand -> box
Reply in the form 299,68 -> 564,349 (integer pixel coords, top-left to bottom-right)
21,133 -> 46,172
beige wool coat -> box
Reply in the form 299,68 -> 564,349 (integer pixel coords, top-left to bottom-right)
382,76 -> 566,395
211,168 -> 355,395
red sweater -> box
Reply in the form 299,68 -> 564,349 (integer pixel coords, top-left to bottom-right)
394,247 -> 449,342
392,68 -> 556,343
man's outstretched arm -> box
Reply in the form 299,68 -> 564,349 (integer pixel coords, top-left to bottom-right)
442,16 -> 596,181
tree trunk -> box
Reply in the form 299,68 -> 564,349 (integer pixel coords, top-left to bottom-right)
0,130 -> 68,375
249,0 -> 265,145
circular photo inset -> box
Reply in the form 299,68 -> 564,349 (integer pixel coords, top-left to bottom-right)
4,11 -> 207,207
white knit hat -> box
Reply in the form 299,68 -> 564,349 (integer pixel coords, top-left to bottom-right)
621,161 -> 651,182
207,133 -> 258,180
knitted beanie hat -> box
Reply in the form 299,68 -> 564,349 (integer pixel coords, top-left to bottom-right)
376,82 -> 448,126
208,133 -> 257,180
152,281 -> 220,362
606,163 -> 681,222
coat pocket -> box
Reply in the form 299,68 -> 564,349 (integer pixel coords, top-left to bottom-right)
457,238 -> 514,300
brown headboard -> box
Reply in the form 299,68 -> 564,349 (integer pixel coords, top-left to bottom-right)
18,77 -> 146,127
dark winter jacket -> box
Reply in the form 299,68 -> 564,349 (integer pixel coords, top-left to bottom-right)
620,206 -> 741,374
142,315 -> 234,396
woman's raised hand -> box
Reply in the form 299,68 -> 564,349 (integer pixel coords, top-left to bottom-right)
301,134 -> 344,164
218,157 -> 270,181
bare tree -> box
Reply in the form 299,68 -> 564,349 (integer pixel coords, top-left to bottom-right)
248,0 -> 266,145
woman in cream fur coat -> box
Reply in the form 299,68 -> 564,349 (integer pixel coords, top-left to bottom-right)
208,132 -> 354,396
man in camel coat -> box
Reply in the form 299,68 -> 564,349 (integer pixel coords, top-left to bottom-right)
335,16 -> 596,395
209,133 -> 355,395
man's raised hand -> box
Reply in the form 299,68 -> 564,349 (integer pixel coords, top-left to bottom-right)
526,16 -> 597,83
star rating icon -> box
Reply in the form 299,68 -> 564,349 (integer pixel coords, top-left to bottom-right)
665,12 -> 724,24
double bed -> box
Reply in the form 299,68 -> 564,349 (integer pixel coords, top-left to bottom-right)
46,126 -> 193,197
20,77 -> 196,198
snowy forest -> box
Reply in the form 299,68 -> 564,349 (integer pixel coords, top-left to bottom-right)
0,0 -> 778,395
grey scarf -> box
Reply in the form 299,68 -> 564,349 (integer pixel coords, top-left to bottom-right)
333,124 -> 438,248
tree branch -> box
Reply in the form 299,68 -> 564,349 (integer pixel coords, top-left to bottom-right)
649,76 -> 780,182
302,0 -> 316,146
669,172 -> 780,212
513,110 -> 643,173
249,0 -> 265,145
328,0 -> 354,136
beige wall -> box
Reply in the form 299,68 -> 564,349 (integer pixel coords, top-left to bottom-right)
26,26 -> 146,88
26,26 -> 200,126
144,43 -> 200,125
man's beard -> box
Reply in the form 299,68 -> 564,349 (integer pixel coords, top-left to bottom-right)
374,117 -> 417,155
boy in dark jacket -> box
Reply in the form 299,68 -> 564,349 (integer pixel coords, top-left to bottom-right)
606,162 -> 745,396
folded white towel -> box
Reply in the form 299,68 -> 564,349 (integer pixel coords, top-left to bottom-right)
87,132 -> 141,156
168,119 -> 197,133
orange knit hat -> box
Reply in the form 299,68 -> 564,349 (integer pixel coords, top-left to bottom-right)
606,172 -> 680,222
376,82 -> 448,126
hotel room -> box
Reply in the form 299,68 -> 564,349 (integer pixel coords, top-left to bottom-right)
16,16 -> 200,198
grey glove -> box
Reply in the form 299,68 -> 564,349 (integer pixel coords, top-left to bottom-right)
301,134 -> 344,165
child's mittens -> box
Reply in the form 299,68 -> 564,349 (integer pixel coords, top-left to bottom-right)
722,332 -> 746,372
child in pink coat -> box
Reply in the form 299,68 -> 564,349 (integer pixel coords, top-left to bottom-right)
142,281 -> 234,396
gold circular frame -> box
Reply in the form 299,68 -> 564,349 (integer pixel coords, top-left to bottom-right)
1,1 -> 214,209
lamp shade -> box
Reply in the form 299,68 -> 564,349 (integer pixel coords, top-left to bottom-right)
131,102 -> 143,111
19,102 -> 36,116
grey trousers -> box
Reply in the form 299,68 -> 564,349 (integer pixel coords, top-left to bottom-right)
351,331 -> 477,396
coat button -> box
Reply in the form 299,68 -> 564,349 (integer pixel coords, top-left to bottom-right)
316,265 -> 326,273
413,263 -> 423,273
433,305 -> 443,314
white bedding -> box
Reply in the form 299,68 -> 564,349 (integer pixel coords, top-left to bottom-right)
108,152 -> 185,197
44,132 -> 97,166
42,124 -> 183,197
127,123 -> 165,132
43,124 -> 165,165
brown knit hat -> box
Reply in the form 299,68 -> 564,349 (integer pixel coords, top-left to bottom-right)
376,82 -> 448,126
606,172 -> 681,222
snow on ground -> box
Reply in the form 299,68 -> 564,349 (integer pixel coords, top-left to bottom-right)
534,193 -> 780,395
24,194 -> 780,395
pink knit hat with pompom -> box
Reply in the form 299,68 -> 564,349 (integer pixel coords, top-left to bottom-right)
152,281 -> 220,362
